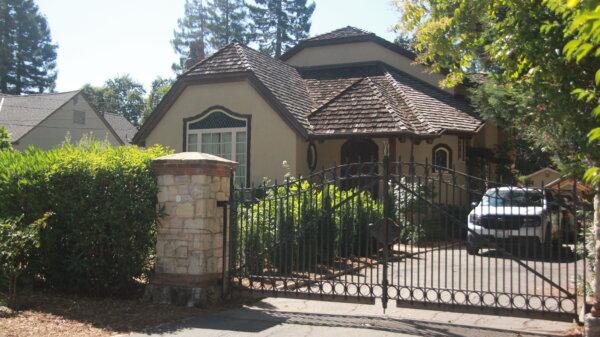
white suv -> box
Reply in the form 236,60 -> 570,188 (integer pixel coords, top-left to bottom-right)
466,187 -> 572,255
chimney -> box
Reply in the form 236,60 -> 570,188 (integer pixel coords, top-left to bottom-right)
184,40 -> 206,70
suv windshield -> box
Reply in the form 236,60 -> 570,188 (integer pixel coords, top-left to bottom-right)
481,189 -> 544,207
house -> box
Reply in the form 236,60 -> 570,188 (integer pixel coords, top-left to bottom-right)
522,167 -> 561,187
103,112 -> 138,144
0,90 -> 123,150
134,26 -> 504,187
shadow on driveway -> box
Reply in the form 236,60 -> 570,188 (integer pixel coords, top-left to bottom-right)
139,307 -> 559,337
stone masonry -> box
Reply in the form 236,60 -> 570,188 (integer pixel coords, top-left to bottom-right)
144,152 -> 236,307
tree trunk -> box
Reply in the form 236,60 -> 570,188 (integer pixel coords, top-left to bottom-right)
593,187 -> 600,317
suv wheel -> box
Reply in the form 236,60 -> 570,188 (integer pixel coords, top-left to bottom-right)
466,234 -> 479,255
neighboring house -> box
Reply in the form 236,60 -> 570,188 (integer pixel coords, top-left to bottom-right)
0,90 -> 122,150
135,26 -> 504,187
103,112 -> 138,144
522,168 -> 561,187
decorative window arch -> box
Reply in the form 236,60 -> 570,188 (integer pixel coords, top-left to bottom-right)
183,106 -> 251,187
432,144 -> 452,171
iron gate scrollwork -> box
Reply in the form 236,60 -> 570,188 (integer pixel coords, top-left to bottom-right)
227,157 -> 592,321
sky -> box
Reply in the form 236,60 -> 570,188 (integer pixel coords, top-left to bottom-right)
36,0 -> 401,92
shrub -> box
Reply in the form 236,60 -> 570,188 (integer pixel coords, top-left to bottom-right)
0,141 -> 171,297
235,180 -> 383,275
0,214 -> 50,298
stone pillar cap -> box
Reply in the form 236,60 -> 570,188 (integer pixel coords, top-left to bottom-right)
154,152 -> 237,166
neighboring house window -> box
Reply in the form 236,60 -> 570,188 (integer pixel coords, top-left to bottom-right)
73,110 -> 85,125
432,144 -> 452,170
185,109 -> 249,187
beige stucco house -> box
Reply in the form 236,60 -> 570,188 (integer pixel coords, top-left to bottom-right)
135,27 -> 504,187
0,90 -> 126,150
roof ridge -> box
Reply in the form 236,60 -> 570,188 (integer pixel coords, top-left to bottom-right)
365,75 -> 412,133
308,77 -> 366,117
233,43 -> 253,70
182,43 -> 249,76
383,70 -> 434,134
2,90 -> 80,98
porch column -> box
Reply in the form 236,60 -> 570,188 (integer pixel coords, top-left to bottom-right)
144,152 -> 236,307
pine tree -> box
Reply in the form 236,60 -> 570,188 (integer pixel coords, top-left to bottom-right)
248,0 -> 315,58
171,0 -> 210,73
206,0 -> 250,49
0,0 -> 57,94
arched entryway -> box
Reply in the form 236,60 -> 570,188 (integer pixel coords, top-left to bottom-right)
341,138 -> 379,164
340,139 -> 379,194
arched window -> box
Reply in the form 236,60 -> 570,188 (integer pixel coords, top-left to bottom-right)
432,144 -> 452,171
184,108 -> 250,187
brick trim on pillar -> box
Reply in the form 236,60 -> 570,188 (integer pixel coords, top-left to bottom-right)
144,152 -> 236,307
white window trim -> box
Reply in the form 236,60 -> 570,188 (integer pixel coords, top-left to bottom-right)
185,111 -> 248,186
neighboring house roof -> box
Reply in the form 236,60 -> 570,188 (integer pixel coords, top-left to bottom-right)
280,26 -> 417,62
0,90 -> 123,144
0,91 -> 80,141
103,112 -> 137,144
523,167 -> 560,180
135,27 -> 483,143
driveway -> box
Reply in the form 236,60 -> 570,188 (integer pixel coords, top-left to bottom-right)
125,297 -> 574,337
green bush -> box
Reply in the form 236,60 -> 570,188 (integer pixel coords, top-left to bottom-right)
0,214 -> 50,298
0,141 -> 171,297
235,180 -> 383,275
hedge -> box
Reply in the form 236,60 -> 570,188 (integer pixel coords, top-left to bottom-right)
0,141 -> 172,297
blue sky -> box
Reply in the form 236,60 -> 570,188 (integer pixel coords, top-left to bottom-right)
36,0 -> 400,92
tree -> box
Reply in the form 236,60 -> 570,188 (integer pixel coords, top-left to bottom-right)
172,0 -> 210,73
394,0 -> 599,177
0,0 -> 57,94
0,126 -> 12,150
81,75 -> 146,127
545,0 -> 600,319
394,0 -> 600,316
206,0 -> 250,49
248,0 -> 316,57
144,77 -> 174,119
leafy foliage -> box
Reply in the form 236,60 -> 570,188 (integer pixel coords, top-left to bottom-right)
0,141 -> 172,297
82,75 -> 147,127
0,126 -> 12,150
172,0 -> 211,72
206,0 -> 251,48
394,0 -> 600,180
144,77 -> 174,119
248,0 -> 316,57
0,0 -> 57,94
0,213 -> 50,298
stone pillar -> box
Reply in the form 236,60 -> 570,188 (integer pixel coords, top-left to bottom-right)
585,187 -> 600,336
144,152 -> 236,307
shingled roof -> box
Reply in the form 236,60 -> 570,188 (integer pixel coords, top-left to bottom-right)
280,26 -> 416,61
0,91 -> 80,141
184,43 -> 313,132
303,64 -> 481,136
103,112 -> 137,144
136,28 -> 483,143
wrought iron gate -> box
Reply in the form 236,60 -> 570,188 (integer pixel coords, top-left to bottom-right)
227,157 -> 592,321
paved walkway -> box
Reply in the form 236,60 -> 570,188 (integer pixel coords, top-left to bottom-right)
126,297 -> 575,337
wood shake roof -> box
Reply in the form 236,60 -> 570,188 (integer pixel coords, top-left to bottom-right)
135,27 -> 483,143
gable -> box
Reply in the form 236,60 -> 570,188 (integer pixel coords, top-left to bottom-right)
15,93 -> 122,150
284,41 -> 452,94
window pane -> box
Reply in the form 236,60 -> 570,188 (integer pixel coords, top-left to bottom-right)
435,149 -> 448,168
236,132 -> 246,142
187,134 -> 198,152
222,132 -> 232,143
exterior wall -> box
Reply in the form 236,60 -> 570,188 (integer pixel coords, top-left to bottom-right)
525,169 -> 561,187
14,93 -> 121,150
284,41 -> 452,94
144,80 -> 302,185
306,135 -> 466,172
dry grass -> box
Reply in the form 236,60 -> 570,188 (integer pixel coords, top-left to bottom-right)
0,292 -> 221,337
